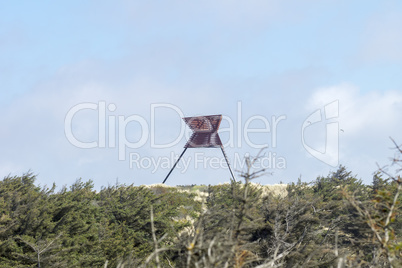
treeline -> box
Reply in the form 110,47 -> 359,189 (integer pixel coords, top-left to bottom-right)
0,176 -> 200,267
0,156 -> 401,267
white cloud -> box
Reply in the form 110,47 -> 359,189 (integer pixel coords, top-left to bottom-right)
308,83 -> 402,136
306,84 -> 402,182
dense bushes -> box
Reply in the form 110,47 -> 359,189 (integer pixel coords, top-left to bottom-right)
0,143 -> 401,267
0,176 -> 200,267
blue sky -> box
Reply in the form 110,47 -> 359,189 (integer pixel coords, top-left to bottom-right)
1,1 -> 402,188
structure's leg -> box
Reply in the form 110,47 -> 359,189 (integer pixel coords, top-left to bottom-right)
162,147 -> 188,184
220,146 -> 236,182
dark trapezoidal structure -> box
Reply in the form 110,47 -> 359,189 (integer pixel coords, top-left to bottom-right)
162,114 -> 235,184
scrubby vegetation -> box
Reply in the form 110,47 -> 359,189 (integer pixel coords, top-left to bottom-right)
1,143 -> 401,267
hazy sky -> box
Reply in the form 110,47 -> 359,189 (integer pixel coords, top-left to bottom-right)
1,1 -> 402,189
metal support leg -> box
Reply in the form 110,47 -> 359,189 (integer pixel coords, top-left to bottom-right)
162,147 -> 188,184
220,146 -> 236,182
